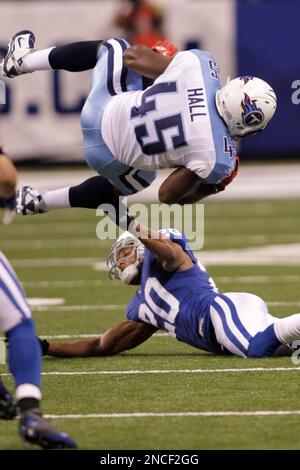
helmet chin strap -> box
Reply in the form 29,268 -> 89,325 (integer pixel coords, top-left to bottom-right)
120,261 -> 140,285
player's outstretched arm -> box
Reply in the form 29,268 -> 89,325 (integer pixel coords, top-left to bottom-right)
123,45 -> 173,80
39,320 -> 157,358
132,222 -> 193,272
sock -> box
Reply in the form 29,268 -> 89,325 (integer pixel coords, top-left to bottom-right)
6,318 -> 41,389
22,48 -> 55,72
247,324 -> 281,358
49,41 -> 100,72
0,378 -> 9,396
18,397 -> 40,413
42,187 -> 70,210
69,176 -> 134,228
273,313 -> 300,344
69,176 -> 115,209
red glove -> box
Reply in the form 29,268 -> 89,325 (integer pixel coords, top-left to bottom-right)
217,155 -> 240,191
152,39 -> 178,58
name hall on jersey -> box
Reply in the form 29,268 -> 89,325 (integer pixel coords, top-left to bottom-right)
187,88 -> 206,121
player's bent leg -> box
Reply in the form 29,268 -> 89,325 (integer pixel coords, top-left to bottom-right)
210,295 -> 250,357
210,293 -> 277,358
94,158 -> 157,196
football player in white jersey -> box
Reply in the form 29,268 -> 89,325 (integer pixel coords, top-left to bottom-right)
38,225 -> 299,360
1,31 -> 276,222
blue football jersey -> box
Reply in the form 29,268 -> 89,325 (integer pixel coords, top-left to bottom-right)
126,229 -> 224,354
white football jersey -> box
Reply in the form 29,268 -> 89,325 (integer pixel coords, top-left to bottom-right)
101,50 -> 236,184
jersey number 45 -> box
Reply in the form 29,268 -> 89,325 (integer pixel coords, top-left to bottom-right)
131,82 -> 187,155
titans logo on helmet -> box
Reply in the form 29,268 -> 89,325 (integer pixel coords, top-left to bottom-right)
240,76 -> 253,84
241,93 -> 264,126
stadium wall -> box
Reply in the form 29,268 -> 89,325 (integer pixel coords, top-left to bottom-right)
0,0 -> 297,162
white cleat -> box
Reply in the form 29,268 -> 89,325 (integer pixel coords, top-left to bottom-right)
1,30 -> 35,78
16,186 -> 47,215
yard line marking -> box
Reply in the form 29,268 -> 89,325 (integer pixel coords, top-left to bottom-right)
217,275 -> 300,284
30,301 -> 300,312
28,298 -> 65,307
32,304 -> 125,312
20,275 -> 300,289
0,238 -> 103,250
2,367 -> 300,377
44,410 -> 300,419
42,332 -> 169,339
23,280 -> 117,289
11,258 -> 102,268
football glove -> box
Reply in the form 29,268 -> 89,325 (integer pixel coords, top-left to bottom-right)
151,39 -> 178,58
37,337 -> 50,356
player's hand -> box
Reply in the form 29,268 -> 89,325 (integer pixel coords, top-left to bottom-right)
37,337 -> 50,356
217,155 -> 240,191
151,40 -> 178,58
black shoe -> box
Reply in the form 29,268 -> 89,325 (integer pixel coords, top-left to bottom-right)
19,408 -> 77,449
0,393 -> 17,420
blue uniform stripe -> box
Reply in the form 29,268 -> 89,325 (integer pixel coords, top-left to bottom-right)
0,257 -> 28,308
211,300 -> 248,355
219,294 -> 252,342
102,42 -> 116,96
114,38 -> 129,92
0,279 -> 27,318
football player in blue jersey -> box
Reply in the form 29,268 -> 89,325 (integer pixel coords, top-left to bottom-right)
0,161 -> 76,448
0,31 -> 275,221
38,224 -> 298,360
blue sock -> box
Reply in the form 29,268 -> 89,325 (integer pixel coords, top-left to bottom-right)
247,324 -> 281,358
6,318 -> 41,388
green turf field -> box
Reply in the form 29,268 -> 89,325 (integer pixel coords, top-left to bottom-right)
1,199 -> 300,450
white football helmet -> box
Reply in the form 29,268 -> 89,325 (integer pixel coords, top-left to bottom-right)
106,231 -> 145,284
215,76 -> 277,138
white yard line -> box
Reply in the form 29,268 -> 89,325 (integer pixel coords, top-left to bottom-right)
30,301 -> 300,312
44,410 -> 300,419
21,275 -> 300,289
11,258 -> 101,268
1,239 -> 102,250
8,243 -> 300,269
1,367 -> 300,377
23,280 -> 114,289
32,304 -> 124,312
42,332 -> 169,339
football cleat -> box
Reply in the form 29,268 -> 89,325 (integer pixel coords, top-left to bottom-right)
16,186 -> 47,215
0,393 -> 17,420
0,30 -> 35,78
19,409 -> 77,449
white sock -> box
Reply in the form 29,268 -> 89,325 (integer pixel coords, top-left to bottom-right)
42,187 -> 71,210
273,313 -> 300,344
22,47 -> 55,72
15,383 -> 42,401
